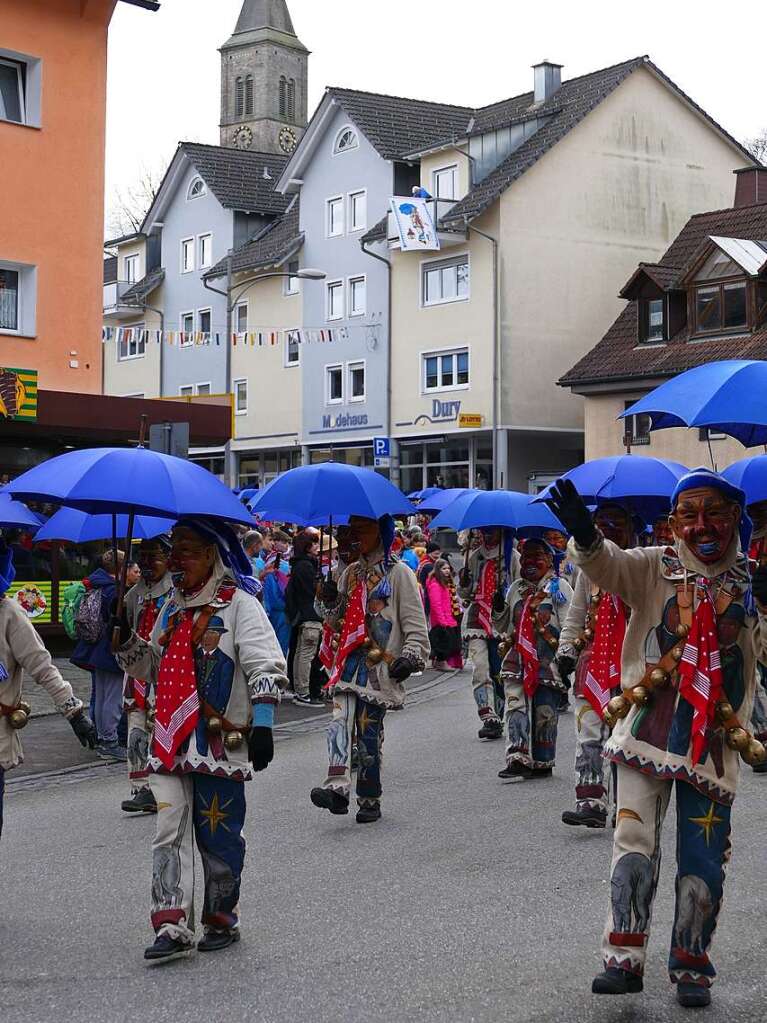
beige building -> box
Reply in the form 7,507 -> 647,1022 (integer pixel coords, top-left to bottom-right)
366,57 -> 758,493
560,169 -> 767,474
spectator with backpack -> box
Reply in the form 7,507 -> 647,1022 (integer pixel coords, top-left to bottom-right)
71,548 -> 127,761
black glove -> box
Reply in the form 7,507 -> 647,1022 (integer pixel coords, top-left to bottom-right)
248,726 -> 274,772
544,479 -> 597,549
556,655 -> 577,690
459,568 -> 471,589
108,598 -> 131,646
752,565 -> 767,607
389,656 -> 415,683
69,710 -> 98,749
320,579 -> 339,605
492,589 -> 506,614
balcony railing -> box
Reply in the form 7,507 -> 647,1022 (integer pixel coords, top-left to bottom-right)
103,280 -> 141,316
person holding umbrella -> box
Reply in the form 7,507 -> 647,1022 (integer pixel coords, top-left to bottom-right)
547,470 -> 767,1008
114,518 -> 288,962
310,514 -> 429,823
120,535 -> 173,815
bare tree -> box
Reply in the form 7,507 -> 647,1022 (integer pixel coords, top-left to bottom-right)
746,129 -> 767,164
106,159 -> 168,239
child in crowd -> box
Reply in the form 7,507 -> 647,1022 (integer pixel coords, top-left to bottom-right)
426,558 -> 463,670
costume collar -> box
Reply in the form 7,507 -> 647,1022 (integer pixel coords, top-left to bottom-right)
136,571 -> 173,601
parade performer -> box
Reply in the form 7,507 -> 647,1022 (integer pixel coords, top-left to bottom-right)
494,539 -> 573,779
747,497 -> 767,770
114,519 -> 287,962
557,504 -> 635,827
547,471 -> 767,1007
459,527 -> 508,740
120,536 -> 173,815
0,538 -> 96,839
310,514 -> 429,823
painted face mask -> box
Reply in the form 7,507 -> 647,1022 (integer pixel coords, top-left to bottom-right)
670,487 -> 739,565
520,542 -> 552,583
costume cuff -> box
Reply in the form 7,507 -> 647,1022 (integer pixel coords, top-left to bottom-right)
567,530 -> 605,564
249,674 -> 282,704
399,647 -> 425,672
59,695 -> 83,719
252,703 -> 275,729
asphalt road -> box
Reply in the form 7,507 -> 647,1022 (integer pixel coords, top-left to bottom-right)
2,671 -> 766,1023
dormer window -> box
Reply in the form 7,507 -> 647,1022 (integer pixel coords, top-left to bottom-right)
334,127 -> 358,155
187,177 -> 206,200
640,297 -> 665,342
694,281 -> 747,333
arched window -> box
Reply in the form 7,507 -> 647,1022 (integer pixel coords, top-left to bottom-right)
187,176 -> 206,200
287,78 -> 296,122
334,126 -> 359,155
245,75 -> 254,116
235,76 -> 244,118
279,76 -> 287,118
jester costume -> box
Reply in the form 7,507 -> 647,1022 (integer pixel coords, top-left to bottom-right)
313,527 -> 429,819
567,471 -> 767,997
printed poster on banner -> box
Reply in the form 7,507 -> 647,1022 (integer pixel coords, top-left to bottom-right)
389,196 -> 440,252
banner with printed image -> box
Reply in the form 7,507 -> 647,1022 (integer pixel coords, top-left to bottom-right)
390,196 -> 440,252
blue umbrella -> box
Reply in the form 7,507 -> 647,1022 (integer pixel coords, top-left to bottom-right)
35,509 -> 176,544
620,360 -> 767,447
533,455 -> 689,523
418,488 -> 477,513
248,463 -> 415,525
238,487 -> 260,503
721,455 -> 767,506
407,487 -> 443,503
6,447 -> 253,524
0,493 -> 43,531
429,490 -> 565,535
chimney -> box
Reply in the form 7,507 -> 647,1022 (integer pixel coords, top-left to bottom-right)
532,61 -> 563,104
733,167 -> 767,208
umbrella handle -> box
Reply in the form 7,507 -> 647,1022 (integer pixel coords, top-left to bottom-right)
111,508 -> 136,652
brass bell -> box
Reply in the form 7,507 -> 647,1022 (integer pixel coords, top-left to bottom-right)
675,623 -> 690,639
670,646 -> 684,662
362,637 -> 373,649
726,726 -> 750,753
9,708 -> 29,729
583,628 -> 594,641
649,667 -> 669,688
224,730 -> 244,751
573,637 -> 585,652
745,738 -> 767,765
547,637 -> 558,651
18,700 -> 32,716
603,693 -> 631,726
366,646 -> 385,665
716,700 -> 734,724
630,685 -> 651,706
146,707 -> 156,725
498,641 -> 510,658
207,716 -> 223,735
590,593 -> 601,606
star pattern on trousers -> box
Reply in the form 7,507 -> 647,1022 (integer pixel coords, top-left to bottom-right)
689,802 -> 723,847
198,792 -> 232,835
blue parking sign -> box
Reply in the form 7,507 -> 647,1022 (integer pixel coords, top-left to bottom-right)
373,437 -> 390,459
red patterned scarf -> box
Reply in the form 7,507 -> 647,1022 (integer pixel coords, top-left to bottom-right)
327,575 -> 368,688
319,622 -> 335,671
132,597 -> 162,710
678,586 -> 723,765
583,593 -> 626,716
153,610 -> 200,769
517,591 -> 540,698
475,556 -> 497,637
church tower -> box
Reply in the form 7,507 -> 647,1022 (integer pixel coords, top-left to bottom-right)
220,0 -> 309,155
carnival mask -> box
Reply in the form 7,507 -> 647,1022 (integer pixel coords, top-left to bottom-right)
350,516 -> 381,556
520,542 -> 552,583
543,529 -> 568,552
169,528 -> 216,591
594,505 -> 633,551
669,486 -> 740,565
480,527 -> 501,551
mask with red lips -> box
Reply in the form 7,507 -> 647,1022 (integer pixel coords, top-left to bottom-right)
669,486 -> 740,565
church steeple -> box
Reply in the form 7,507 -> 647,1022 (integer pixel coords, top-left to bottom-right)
220,0 -> 309,155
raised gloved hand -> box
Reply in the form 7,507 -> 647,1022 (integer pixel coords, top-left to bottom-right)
248,726 -> 274,772
752,565 -> 767,607
320,579 -> 339,605
492,589 -> 506,614
69,710 -> 98,749
544,479 -> 597,549
108,598 -> 132,646
556,655 -> 577,690
389,656 -> 415,683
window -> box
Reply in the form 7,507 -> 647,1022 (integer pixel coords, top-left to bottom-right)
422,256 -> 470,306
694,281 -> 748,334
349,276 -> 366,317
327,280 -> 344,320
0,58 -> 24,124
234,378 -> 248,415
284,259 -> 300,296
244,75 -> 254,116
235,77 -> 244,118
640,297 -> 664,342
287,79 -> 296,122
198,234 -> 212,269
0,261 -> 36,336
124,254 -> 139,284
117,323 -> 146,362
422,348 -> 470,392
235,303 -> 248,333
285,329 -> 301,367
326,364 -> 343,404
348,361 -> 366,402
198,309 -> 212,335
327,197 -> 344,237
694,248 -> 743,282
187,177 -> 206,200
180,312 -> 194,346
181,238 -> 195,274
0,266 -> 20,331
179,385 -> 194,397
334,126 -> 359,154
623,401 -> 651,446
349,190 -> 367,232
433,165 -> 458,200
196,383 -> 211,396
279,76 -> 287,119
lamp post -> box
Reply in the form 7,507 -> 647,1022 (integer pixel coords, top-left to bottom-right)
204,263 -> 326,487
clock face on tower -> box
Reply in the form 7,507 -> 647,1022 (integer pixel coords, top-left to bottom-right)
279,126 -> 298,154
232,125 -> 253,150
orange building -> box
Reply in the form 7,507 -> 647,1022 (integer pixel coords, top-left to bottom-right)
0,0 -> 158,392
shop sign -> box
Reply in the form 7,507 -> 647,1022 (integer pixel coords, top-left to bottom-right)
0,367 -> 38,422
458,413 -> 484,429
320,412 -> 369,430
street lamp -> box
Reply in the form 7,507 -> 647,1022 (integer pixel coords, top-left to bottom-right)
294,268 -> 326,280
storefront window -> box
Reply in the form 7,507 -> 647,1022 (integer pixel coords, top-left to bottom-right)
400,466 -> 425,495
310,447 -> 373,467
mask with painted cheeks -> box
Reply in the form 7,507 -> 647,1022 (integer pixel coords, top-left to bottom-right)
169,527 -> 217,592
543,529 -> 568,552
138,541 -> 170,584
520,540 -> 553,583
349,516 -> 382,556
480,527 -> 501,551
748,499 -> 767,538
669,486 -> 740,565
594,504 -> 633,551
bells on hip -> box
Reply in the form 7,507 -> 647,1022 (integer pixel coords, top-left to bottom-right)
7,700 -> 31,730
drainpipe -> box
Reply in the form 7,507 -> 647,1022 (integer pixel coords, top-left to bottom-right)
204,253 -> 235,486
361,237 -> 396,484
465,219 -> 502,489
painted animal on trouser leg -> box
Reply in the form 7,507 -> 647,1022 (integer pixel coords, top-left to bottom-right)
193,774 -> 246,931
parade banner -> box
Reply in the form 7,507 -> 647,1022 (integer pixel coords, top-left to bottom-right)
101,325 -> 365,348
389,196 -> 440,251
0,366 -> 38,421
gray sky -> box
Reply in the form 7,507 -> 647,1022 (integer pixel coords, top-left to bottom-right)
105,0 -> 766,230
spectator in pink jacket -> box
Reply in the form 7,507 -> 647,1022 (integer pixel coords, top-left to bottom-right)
425,559 -> 463,670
